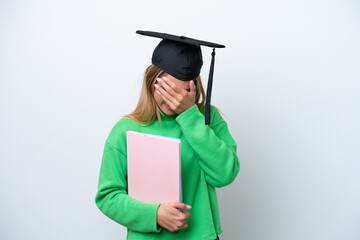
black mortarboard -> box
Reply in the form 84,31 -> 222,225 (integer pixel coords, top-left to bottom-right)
136,30 -> 225,125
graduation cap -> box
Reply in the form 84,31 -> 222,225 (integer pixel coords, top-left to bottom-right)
136,30 -> 225,125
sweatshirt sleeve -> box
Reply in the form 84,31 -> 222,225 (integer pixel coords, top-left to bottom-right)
95,140 -> 162,233
176,105 -> 240,188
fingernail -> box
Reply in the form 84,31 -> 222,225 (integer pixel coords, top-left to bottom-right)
187,205 -> 192,209
155,84 -> 158,89
157,78 -> 161,82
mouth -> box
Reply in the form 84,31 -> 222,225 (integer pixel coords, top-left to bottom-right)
165,104 -> 172,110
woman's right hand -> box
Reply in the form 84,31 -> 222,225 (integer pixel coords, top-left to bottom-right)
156,202 -> 192,232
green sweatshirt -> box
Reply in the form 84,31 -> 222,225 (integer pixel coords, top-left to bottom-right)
95,104 -> 240,240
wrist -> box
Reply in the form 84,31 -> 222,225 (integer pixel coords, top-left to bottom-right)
178,104 -> 197,115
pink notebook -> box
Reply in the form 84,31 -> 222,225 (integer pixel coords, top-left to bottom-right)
126,131 -> 182,204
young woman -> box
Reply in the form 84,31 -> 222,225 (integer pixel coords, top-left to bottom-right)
95,31 -> 240,240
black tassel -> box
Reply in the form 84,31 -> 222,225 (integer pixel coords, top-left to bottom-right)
205,48 -> 216,125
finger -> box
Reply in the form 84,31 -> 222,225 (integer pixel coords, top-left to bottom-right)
155,88 -> 177,111
162,76 -> 185,94
155,84 -> 178,109
171,202 -> 192,211
158,77 -> 182,98
183,211 -> 191,220
163,76 -> 190,96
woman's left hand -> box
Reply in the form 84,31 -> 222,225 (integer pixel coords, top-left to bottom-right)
155,77 -> 196,115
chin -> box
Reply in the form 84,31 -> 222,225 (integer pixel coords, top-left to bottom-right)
162,106 -> 176,115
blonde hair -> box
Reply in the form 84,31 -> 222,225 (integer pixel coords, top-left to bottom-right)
124,64 -> 206,125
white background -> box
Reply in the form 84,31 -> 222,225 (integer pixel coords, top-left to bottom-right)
1,0 -> 359,239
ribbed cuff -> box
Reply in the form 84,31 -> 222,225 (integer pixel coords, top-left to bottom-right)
176,104 -> 203,124
152,203 -> 162,233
